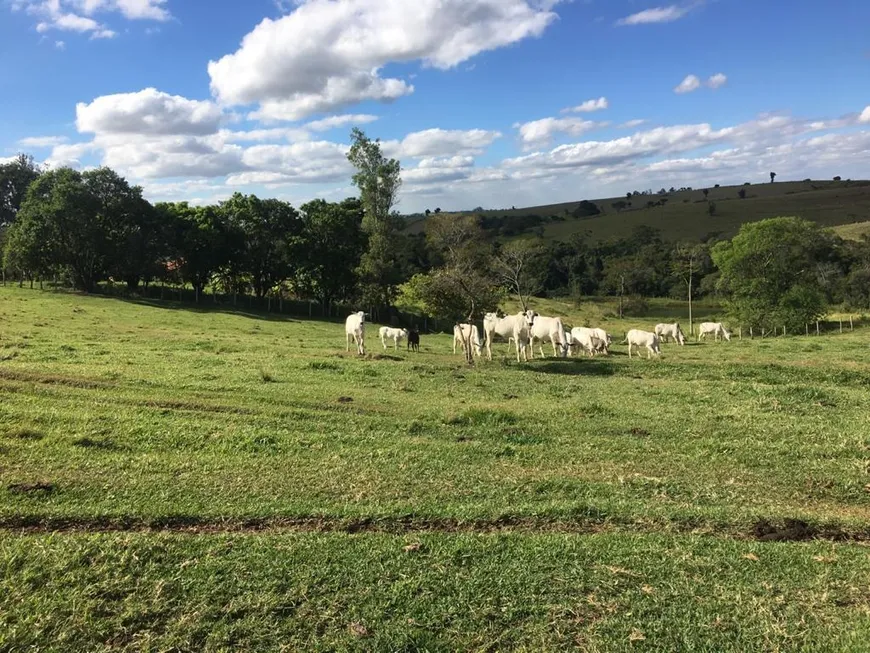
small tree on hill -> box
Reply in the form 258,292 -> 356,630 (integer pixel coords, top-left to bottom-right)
707,201 -> 717,216
702,188 -> 709,199
738,188 -> 747,199
770,171 -> 777,183
493,238 -> 545,312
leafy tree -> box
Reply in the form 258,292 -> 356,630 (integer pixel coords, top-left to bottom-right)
711,217 -> 836,330
402,214 -> 501,361
294,198 -> 365,307
434,208 -> 441,213
770,171 -> 777,183
702,188 -> 709,199
347,128 -> 402,310
738,188 -> 747,199
84,167 -> 157,291
157,202 -> 239,302
8,167 -> 108,291
0,154 -> 41,228
707,201 -> 717,216
221,193 -> 299,298
611,200 -> 628,213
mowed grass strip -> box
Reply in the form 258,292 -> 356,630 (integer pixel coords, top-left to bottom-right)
0,288 -> 869,533
2,531 -> 869,652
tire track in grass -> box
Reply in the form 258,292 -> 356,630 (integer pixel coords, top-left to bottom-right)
2,514 -> 868,542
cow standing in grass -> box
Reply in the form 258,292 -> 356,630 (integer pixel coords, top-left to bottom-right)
569,327 -> 605,357
407,329 -> 420,353
483,311 -> 536,362
529,313 -> 568,358
379,326 -> 408,350
453,323 -> 482,358
655,323 -> 686,345
698,322 -> 731,342
625,329 -> 662,359
345,311 -> 366,355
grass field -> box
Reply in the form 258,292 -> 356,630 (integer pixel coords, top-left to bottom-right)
405,179 -> 870,243
1,288 -> 869,650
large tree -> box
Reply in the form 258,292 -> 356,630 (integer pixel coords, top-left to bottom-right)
7,167 -> 106,291
221,193 -> 299,298
711,217 -> 838,330
493,238 -> 545,311
400,214 -> 502,362
347,128 -> 402,311
0,154 -> 41,228
294,197 -> 365,308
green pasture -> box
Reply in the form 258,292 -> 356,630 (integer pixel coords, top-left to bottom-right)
1,288 -> 868,651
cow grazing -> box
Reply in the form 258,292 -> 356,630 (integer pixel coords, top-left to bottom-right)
528,314 -> 568,358
655,322 -> 686,345
407,329 -> 420,353
698,322 -> 731,342
590,328 -> 612,354
569,327 -> 605,357
625,329 -> 661,359
379,326 -> 408,350
453,323 -> 483,357
345,311 -> 366,355
483,311 -> 536,362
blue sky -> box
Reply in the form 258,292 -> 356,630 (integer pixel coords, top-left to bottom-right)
2,0 -> 869,212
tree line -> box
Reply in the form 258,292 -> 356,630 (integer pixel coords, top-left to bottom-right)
2,135 -> 870,334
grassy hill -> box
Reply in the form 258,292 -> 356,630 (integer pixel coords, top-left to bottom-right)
405,179 -> 870,243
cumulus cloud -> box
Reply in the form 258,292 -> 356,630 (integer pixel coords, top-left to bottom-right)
619,119 -> 647,129
208,0 -> 562,119
859,106 -> 870,123
384,128 -> 502,159
305,114 -> 379,132
516,117 -> 605,149
706,73 -> 727,89
18,135 -> 69,148
616,4 -> 694,26
239,141 -> 351,184
562,97 -> 609,113
15,0 -> 168,38
55,39 -> 66,48
674,74 -> 701,94
45,141 -> 99,168
76,88 -> 224,136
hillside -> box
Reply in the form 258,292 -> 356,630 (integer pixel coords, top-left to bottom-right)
404,179 -> 870,243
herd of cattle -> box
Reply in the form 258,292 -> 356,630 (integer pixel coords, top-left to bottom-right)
345,310 -> 733,359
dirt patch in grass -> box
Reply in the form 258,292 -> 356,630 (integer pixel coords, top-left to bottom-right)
2,514 -> 868,542
4,427 -> 45,441
138,399 -> 255,415
72,437 -> 122,451
7,482 -> 56,496
0,369 -> 115,390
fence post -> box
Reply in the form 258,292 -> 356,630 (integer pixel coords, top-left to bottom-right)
850,315 -> 854,331
739,327 -> 742,340
762,328 -> 766,339
840,320 -> 843,334
806,323 -> 809,336
750,326 -> 753,339
783,325 -> 786,337
816,321 -> 820,336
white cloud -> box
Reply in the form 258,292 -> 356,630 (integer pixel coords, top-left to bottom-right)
562,97 -> 609,113
385,128 -> 502,159
208,0 -> 562,120
240,141 -> 351,184
616,4 -> 693,26
18,135 -> 69,148
76,88 -> 224,136
55,39 -> 65,48
45,141 -> 98,168
16,0 -> 168,39
96,133 -> 246,179
619,119 -> 647,129
859,106 -> 870,123
706,73 -> 727,89
516,117 -> 605,149
674,74 -> 701,94
305,114 -> 378,132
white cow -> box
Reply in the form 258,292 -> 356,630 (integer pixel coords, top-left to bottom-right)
698,322 -> 731,342
569,327 -> 605,357
590,328 -> 612,354
453,323 -> 483,357
528,314 -> 568,358
625,329 -> 661,359
379,326 -> 409,350
655,322 -> 686,345
345,311 -> 366,355
483,311 -> 535,362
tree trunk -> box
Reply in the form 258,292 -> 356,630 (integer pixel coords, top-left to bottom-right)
688,277 -> 693,335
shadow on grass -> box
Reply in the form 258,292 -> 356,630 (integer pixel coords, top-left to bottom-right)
115,296 -> 308,324
527,358 -> 618,376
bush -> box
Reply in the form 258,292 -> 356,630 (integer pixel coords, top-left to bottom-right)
622,296 -> 650,317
